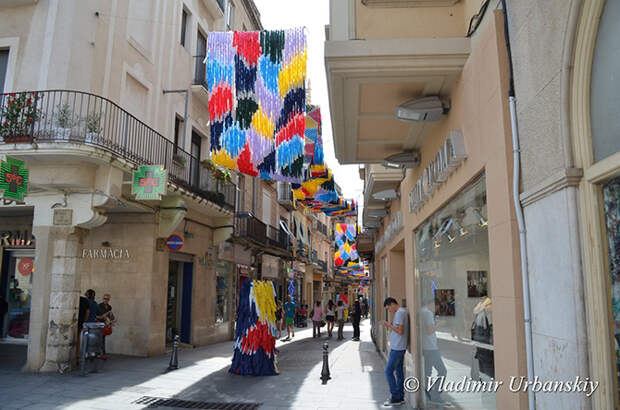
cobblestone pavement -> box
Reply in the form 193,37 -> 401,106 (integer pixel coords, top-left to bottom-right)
0,319 -> 405,410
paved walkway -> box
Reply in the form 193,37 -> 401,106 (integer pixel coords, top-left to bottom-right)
0,319 -> 401,410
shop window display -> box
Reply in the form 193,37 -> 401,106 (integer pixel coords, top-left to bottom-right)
602,177 -> 620,392
414,175 -> 494,409
216,262 -> 232,324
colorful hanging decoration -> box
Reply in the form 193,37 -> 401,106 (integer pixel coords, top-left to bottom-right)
132,165 -> 167,200
208,29 -> 307,183
0,156 -> 29,202
291,106 -> 357,217
334,223 -> 359,269
230,279 -> 279,376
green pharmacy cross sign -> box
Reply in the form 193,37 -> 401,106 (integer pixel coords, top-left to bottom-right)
132,165 -> 167,200
0,156 -> 29,202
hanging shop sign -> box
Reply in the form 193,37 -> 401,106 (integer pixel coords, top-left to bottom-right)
375,211 -> 403,254
18,258 -> 34,276
132,165 -> 167,200
166,234 -> 184,251
0,156 -> 29,202
409,130 -> 467,213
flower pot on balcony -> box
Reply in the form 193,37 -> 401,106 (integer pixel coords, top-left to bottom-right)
172,155 -> 186,167
3,134 -> 31,143
84,132 -> 101,146
54,127 -> 72,141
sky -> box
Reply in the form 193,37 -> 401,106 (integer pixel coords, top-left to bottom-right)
253,0 -> 364,207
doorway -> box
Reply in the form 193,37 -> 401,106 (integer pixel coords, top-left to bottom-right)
166,260 -> 193,345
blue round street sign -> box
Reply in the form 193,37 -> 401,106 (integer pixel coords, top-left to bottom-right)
166,234 -> 184,251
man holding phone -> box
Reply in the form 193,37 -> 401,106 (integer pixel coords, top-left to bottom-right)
381,297 -> 408,407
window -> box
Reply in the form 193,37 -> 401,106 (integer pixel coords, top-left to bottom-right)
590,0 -> 620,161
191,131 -> 201,187
195,30 -> 207,85
216,261 -> 232,324
225,0 -> 234,30
180,8 -> 188,47
263,190 -> 272,225
0,49 -> 9,93
414,175 -> 493,406
174,116 -> 184,153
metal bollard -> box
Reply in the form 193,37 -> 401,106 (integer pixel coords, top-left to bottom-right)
167,334 -> 180,371
320,342 -> 331,384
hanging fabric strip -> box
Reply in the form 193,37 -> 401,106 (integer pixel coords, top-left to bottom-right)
208,28 -> 307,183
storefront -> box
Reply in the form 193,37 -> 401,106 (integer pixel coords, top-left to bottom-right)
414,175 -> 494,407
0,208 -> 35,369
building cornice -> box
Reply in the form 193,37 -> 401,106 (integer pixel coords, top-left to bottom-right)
519,167 -> 583,207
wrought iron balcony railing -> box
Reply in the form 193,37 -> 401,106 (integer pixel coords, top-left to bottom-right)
235,212 -> 289,252
0,90 -> 235,210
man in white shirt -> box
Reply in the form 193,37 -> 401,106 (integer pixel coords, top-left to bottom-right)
381,297 -> 408,407
421,297 -> 448,405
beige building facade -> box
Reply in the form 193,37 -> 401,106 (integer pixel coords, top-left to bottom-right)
0,0 -> 262,373
327,1 -> 527,409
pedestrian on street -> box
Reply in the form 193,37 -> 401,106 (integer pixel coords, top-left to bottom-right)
381,297 -> 408,407
325,300 -> 335,338
283,297 -> 295,341
362,298 -> 369,318
275,300 -> 283,339
336,300 -> 347,340
98,293 -> 116,359
351,299 -> 362,341
312,301 -> 323,338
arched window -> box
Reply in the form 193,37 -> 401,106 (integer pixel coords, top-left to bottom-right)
590,0 -> 620,162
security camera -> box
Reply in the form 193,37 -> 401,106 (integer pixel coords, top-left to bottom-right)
395,96 -> 449,122
373,189 -> 399,201
383,150 -> 421,168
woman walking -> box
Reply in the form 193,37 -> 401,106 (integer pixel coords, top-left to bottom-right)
336,300 -> 347,340
312,301 -> 323,338
325,300 -> 335,338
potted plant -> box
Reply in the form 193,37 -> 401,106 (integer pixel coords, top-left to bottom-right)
84,112 -> 102,145
54,103 -> 74,140
172,153 -> 187,166
201,158 -> 232,183
0,92 -> 40,143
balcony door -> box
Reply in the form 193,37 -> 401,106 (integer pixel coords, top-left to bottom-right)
191,132 -> 201,189
195,30 -> 207,86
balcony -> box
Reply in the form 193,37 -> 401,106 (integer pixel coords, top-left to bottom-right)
277,181 -> 294,210
201,0 -> 225,18
0,90 -> 235,210
361,0 -> 459,7
325,36 -> 470,164
295,239 -> 309,260
318,260 -> 328,273
234,212 -> 290,255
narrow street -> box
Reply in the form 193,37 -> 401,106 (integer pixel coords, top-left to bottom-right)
0,319 -> 393,410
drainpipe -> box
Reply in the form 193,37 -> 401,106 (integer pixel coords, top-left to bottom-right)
499,1 -> 535,409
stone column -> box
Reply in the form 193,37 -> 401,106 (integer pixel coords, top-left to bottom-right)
37,226 -> 83,373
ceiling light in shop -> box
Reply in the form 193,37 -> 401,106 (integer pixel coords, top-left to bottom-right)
434,239 -> 441,248
448,234 -> 456,243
